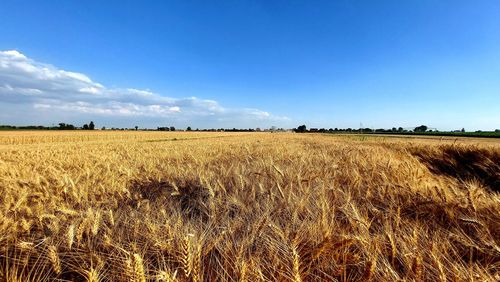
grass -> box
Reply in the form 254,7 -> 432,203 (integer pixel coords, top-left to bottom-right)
0,131 -> 499,281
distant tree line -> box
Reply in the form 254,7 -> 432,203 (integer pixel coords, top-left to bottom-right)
161,127 -> 276,132
58,123 -> 76,130
58,121 -> 95,130
0,125 -> 59,130
2,122 -> 499,137
0,122 -> 94,130
157,126 -> 176,131
291,124 -> 500,138
294,124 -> 422,133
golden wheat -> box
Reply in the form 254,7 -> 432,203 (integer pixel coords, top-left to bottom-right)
0,131 -> 498,281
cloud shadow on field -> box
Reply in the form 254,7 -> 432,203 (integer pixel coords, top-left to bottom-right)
410,145 -> 500,192
127,178 -> 212,222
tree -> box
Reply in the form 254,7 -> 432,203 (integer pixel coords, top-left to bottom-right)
414,125 -> 428,132
295,125 -> 307,133
398,127 -> 404,132
83,124 -> 89,130
135,126 -> 139,131
461,128 -> 465,133
170,126 -> 176,131
89,121 -> 95,130
187,126 -> 192,131
101,126 -> 106,130
58,123 -> 75,130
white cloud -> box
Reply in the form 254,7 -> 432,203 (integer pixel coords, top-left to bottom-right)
2,50 -> 26,59
0,50 -> 290,127
79,87 -> 101,94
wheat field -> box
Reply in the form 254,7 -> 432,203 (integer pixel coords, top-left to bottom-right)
0,131 -> 498,281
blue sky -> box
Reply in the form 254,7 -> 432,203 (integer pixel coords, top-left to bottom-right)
1,0 -> 499,130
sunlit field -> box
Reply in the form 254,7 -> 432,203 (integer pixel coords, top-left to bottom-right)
0,131 -> 498,281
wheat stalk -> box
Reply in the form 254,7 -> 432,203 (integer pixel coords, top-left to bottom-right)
291,245 -> 302,282
86,267 -> 100,282
181,234 -> 193,278
67,224 -> 75,249
91,210 -> 101,236
132,253 -> 147,282
412,254 -> 423,280
47,245 -> 61,275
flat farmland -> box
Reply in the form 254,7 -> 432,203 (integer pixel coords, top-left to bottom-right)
0,131 -> 499,281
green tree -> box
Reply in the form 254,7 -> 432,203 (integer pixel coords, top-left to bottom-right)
89,121 -> 95,130
414,125 -> 428,132
295,125 -> 307,133
58,123 -> 76,130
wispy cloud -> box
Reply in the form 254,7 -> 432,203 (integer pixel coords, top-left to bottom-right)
0,50 -> 289,128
